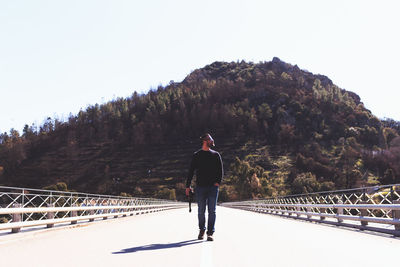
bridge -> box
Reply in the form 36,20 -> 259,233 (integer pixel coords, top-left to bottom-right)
1,185 -> 400,267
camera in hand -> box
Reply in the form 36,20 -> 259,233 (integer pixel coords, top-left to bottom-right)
188,189 -> 194,212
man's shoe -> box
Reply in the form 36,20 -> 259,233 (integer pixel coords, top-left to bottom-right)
207,235 -> 214,241
198,230 -> 205,240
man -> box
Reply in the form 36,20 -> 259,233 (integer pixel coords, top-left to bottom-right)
186,133 -> 223,241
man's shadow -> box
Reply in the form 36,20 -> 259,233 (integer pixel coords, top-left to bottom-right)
112,239 -> 203,254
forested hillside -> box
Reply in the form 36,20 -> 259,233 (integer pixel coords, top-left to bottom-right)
1,58 -> 400,201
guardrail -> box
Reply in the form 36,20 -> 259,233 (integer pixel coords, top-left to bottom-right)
0,186 -> 186,233
221,184 -> 400,236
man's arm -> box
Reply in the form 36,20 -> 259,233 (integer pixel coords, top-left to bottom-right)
186,154 -> 196,195
215,152 -> 223,186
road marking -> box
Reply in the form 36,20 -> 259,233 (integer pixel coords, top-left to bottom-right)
200,241 -> 213,267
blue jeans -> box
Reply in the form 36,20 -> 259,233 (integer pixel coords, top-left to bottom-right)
196,186 -> 219,235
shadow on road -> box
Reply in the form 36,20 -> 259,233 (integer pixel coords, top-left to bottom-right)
112,239 -> 203,254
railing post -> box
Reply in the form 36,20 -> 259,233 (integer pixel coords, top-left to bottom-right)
71,205 -> 78,225
135,206 -> 139,215
21,189 -> 25,211
393,200 -> 400,231
360,201 -> 368,226
129,202 -> 134,216
123,201 -> 127,217
306,206 -> 311,219
390,186 -> 394,204
85,195 -> 95,222
337,196 -> 344,223
103,204 -> 108,220
11,204 -> 22,233
320,207 -> 326,221
89,207 -> 95,222
306,199 -> 311,219
47,204 -> 55,228
113,200 -> 118,218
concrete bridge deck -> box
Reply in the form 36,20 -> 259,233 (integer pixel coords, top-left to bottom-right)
1,206 -> 399,267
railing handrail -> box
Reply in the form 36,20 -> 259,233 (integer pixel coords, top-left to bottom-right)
225,202 -> 400,210
0,203 -> 184,215
0,185 -> 186,233
0,185 -> 162,201
221,183 -> 400,236
234,183 -> 400,202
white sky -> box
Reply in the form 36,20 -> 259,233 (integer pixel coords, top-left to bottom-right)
1,0 -> 399,133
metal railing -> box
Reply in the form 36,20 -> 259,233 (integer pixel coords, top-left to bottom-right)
221,184 -> 400,236
0,186 -> 186,233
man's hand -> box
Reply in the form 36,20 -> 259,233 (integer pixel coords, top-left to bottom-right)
214,183 -> 220,187
186,188 -> 191,196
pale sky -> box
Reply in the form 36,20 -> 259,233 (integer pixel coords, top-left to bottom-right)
1,0 -> 399,134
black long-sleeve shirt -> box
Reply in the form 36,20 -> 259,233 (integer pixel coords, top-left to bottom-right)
186,149 -> 223,187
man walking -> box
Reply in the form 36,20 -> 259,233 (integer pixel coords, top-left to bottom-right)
186,133 -> 223,241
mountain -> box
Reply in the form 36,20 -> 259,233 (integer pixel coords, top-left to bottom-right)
1,58 -> 399,201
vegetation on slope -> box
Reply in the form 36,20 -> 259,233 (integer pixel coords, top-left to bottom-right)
1,58 -> 399,201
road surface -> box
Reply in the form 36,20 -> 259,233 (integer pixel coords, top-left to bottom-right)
1,206 -> 399,267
